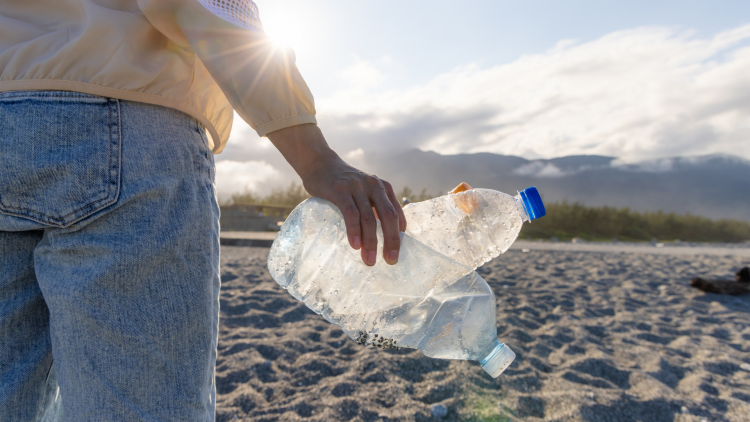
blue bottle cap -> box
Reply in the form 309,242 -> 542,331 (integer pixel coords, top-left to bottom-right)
520,186 -> 546,220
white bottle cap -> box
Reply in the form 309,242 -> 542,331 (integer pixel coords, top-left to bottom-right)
480,341 -> 516,378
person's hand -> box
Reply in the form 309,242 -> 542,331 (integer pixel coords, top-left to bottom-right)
266,124 -> 406,266
303,157 -> 406,266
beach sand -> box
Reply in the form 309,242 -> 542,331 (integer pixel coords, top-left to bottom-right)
215,244 -> 750,421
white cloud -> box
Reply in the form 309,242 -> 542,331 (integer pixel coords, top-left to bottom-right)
611,153 -> 750,172
344,147 -> 365,160
513,162 -> 569,178
339,58 -> 384,91
214,160 -> 281,203
313,24 -> 750,162
611,157 -> 676,173
219,24 -> 750,186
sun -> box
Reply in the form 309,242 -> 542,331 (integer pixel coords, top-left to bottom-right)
258,7 -> 310,53
267,29 -> 297,51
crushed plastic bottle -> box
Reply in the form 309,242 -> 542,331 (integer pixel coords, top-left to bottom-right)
403,185 -> 546,269
267,186 -> 545,377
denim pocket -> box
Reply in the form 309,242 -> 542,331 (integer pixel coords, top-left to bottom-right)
0,91 -> 121,227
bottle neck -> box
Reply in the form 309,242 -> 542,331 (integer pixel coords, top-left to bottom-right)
514,194 -> 530,222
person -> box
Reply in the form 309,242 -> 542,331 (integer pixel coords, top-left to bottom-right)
0,1 -> 405,420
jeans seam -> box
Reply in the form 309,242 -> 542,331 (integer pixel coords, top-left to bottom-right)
197,121 -> 213,184
0,92 -> 107,100
109,99 -> 121,202
0,194 -> 112,221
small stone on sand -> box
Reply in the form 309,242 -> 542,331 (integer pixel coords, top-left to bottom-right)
430,403 -> 448,418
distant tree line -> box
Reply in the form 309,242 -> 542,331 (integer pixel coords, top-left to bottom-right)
224,183 -> 310,216
395,186 -> 442,204
224,183 -> 750,242
519,201 -> 750,243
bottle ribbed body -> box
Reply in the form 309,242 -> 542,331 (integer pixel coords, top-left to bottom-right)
403,189 -> 528,269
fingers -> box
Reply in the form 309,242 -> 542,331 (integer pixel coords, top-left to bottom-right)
351,188 -> 378,266
383,181 -> 407,232
368,178 -> 401,266
331,181 -> 362,251
324,172 -> 403,267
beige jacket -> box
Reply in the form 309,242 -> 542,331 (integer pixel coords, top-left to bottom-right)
0,0 -> 317,153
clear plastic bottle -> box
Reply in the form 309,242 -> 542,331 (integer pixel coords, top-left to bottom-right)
403,186 -> 546,269
267,186 -> 546,377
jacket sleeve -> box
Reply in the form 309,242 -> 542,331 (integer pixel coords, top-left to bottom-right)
137,0 -> 316,136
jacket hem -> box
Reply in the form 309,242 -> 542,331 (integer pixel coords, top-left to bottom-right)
0,79 -> 226,154
255,114 -> 318,137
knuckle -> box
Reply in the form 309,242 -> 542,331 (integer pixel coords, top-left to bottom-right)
364,175 -> 382,188
382,207 -> 399,221
360,212 -> 376,225
343,206 -> 360,220
382,180 -> 393,190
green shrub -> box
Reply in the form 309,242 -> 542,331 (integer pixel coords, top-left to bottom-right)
396,186 -> 440,204
520,201 -> 750,243
223,184 -> 750,243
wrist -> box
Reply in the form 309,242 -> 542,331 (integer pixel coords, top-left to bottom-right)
266,123 -> 341,181
300,151 -> 343,180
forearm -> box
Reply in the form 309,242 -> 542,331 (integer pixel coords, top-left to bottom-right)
266,124 -> 340,182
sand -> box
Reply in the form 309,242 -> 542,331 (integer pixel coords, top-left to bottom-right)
215,243 -> 750,422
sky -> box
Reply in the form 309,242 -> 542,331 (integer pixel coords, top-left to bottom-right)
215,0 -> 750,201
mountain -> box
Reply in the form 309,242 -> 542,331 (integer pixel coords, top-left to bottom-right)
355,151 -> 750,222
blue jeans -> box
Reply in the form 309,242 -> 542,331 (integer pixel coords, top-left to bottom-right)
0,91 -> 221,421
